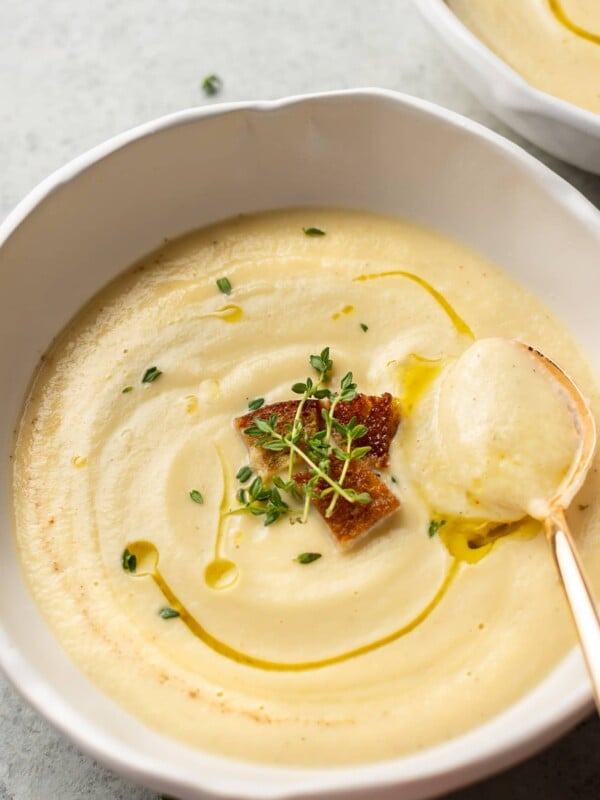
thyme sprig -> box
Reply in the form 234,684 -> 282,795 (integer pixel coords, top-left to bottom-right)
235,348 -> 372,526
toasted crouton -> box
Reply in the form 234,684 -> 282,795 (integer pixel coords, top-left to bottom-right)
333,392 -> 401,468
235,400 -> 321,477
295,457 -> 400,547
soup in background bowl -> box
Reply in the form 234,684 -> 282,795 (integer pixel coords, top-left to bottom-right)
447,0 -> 600,115
1,90 -> 600,800
416,0 -> 600,173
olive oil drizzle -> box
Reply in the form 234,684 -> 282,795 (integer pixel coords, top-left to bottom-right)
354,271 -> 474,339
124,538 -> 459,672
204,447 -> 238,590
548,0 -> 600,45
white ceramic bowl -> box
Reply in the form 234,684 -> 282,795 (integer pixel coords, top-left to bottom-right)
416,0 -> 600,174
1,90 -> 599,800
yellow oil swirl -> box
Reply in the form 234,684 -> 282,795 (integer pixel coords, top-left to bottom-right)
204,447 -> 238,590
549,0 -> 600,45
124,514 -> 539,669
398,354 -> 445,414
354,271 -> 474,339
332,304 -> 355,320
125,538 -> 459,672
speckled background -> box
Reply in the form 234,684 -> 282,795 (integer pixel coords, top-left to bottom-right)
1,1 -> 599,797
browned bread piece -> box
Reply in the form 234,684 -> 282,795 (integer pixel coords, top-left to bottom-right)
335,392 -> 400,469
295,457 -> 400,547
235,400 -> 321,477
333,392 -> 401,468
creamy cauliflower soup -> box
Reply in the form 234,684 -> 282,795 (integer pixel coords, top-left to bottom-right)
448,0 -> 600,114
12,209 -> 600,766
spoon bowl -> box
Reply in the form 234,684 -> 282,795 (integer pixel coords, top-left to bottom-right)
513,342 -> 597,514
512,341 -> 600,708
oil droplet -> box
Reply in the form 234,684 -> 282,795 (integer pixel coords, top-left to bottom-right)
185,394 -> 198,414
204,558 -> 239,590
399,354 -> 444,414
212,304 -> 243,323
332,304 -> 355,320
71,455 -> 87,468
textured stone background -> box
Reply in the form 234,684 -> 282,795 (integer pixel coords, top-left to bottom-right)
1,1 -> 599,797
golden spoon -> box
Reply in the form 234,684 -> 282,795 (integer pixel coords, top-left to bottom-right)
513,342 -> 600,707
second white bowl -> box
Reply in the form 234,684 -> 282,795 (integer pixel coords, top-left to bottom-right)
416,0 -> 600,174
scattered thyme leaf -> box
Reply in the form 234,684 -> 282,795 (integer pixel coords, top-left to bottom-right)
248,397 -> 264,411
428,519 -> 446,538
391,475 -> 398,484
159,607 -> 180,619
142,366 -> 162,383
189,489 -> 204,504
216,277 -> 232,295
303,227 -> 326,237
122,386 -> 134,393
202,74 -> 222,96
121,548 -> 137,573
295,552 -> 322,564
360,322 -> 368,332
236,465 -> 253,483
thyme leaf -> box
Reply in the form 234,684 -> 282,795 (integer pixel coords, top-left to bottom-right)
121,548 -> 137,573
236,465 -> 253,483
428,519 -> 446,538
216,277 -> 232,295
295,552 -> 322,564
142,366 -> 162,383
159,607 -> 180,619
202,74 -> 222,96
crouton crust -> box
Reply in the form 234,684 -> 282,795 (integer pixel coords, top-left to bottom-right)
295,458 -> 400,547
235,400 -> 321,477
333,392 -> 401,468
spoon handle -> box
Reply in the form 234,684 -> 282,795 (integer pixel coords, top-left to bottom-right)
546,510 -> 600,709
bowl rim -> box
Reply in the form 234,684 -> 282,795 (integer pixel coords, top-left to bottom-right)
0,88 -> 598,799
416,0 -> 600,135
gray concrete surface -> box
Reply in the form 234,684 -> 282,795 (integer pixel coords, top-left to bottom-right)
1,1 -> 598,797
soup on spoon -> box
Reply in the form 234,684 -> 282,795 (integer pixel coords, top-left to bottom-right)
407,337 -> 582,522
405,337 -> 600,702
